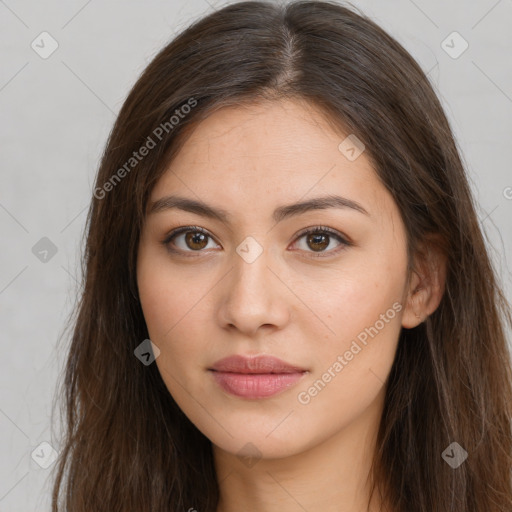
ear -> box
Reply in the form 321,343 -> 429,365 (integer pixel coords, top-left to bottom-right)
401,235 -> 447,329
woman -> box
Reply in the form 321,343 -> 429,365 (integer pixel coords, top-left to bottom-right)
50,1 -> 512,511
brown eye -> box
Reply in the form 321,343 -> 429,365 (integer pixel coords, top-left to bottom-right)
306,232 -> 330,252
163,226 -> 220,255
292,226 -> 350,257
184,231 -> 209,250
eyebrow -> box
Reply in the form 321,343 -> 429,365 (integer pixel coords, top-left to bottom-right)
148,194 -> 369,223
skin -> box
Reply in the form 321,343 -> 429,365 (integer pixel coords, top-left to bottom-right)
136,98 -> 445,512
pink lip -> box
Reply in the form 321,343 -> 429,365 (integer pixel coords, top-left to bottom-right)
209,355 -> 308,399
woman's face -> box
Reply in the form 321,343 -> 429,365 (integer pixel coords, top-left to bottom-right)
137,98 -> 411,460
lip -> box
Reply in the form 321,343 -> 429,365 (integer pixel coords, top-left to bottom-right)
210,354 -> 307,374
209,355 -> 308,399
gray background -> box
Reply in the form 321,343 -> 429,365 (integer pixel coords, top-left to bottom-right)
1,0 -> 511,509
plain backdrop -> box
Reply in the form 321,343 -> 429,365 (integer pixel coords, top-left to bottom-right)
0,0 -> 511,509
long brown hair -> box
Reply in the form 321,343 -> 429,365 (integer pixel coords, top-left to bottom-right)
50,1 -> 512,510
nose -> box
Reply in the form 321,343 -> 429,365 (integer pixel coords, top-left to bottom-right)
216,246 -> 291,337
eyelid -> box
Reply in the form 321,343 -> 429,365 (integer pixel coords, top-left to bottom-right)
162,224 -> 352,257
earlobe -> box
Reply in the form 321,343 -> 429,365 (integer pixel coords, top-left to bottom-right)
401,283 -> 429,328
402,273 -> 428,329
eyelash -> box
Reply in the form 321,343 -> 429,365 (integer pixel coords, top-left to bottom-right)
161,225 -> 352,259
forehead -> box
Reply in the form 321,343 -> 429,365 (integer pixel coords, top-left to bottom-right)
150,99 -> 394,224
179,98 -> 349,167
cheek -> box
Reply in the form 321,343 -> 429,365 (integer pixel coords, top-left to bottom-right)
294,296 -> 402,438
299,251 -> 406,405
137,253 -> 213,383
315,255 -> 406,345
137,275 -> 175,342
137,248 -> 199,341
309,283 -> 403,390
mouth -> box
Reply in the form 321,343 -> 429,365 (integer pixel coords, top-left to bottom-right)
208,354 -> 308,399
